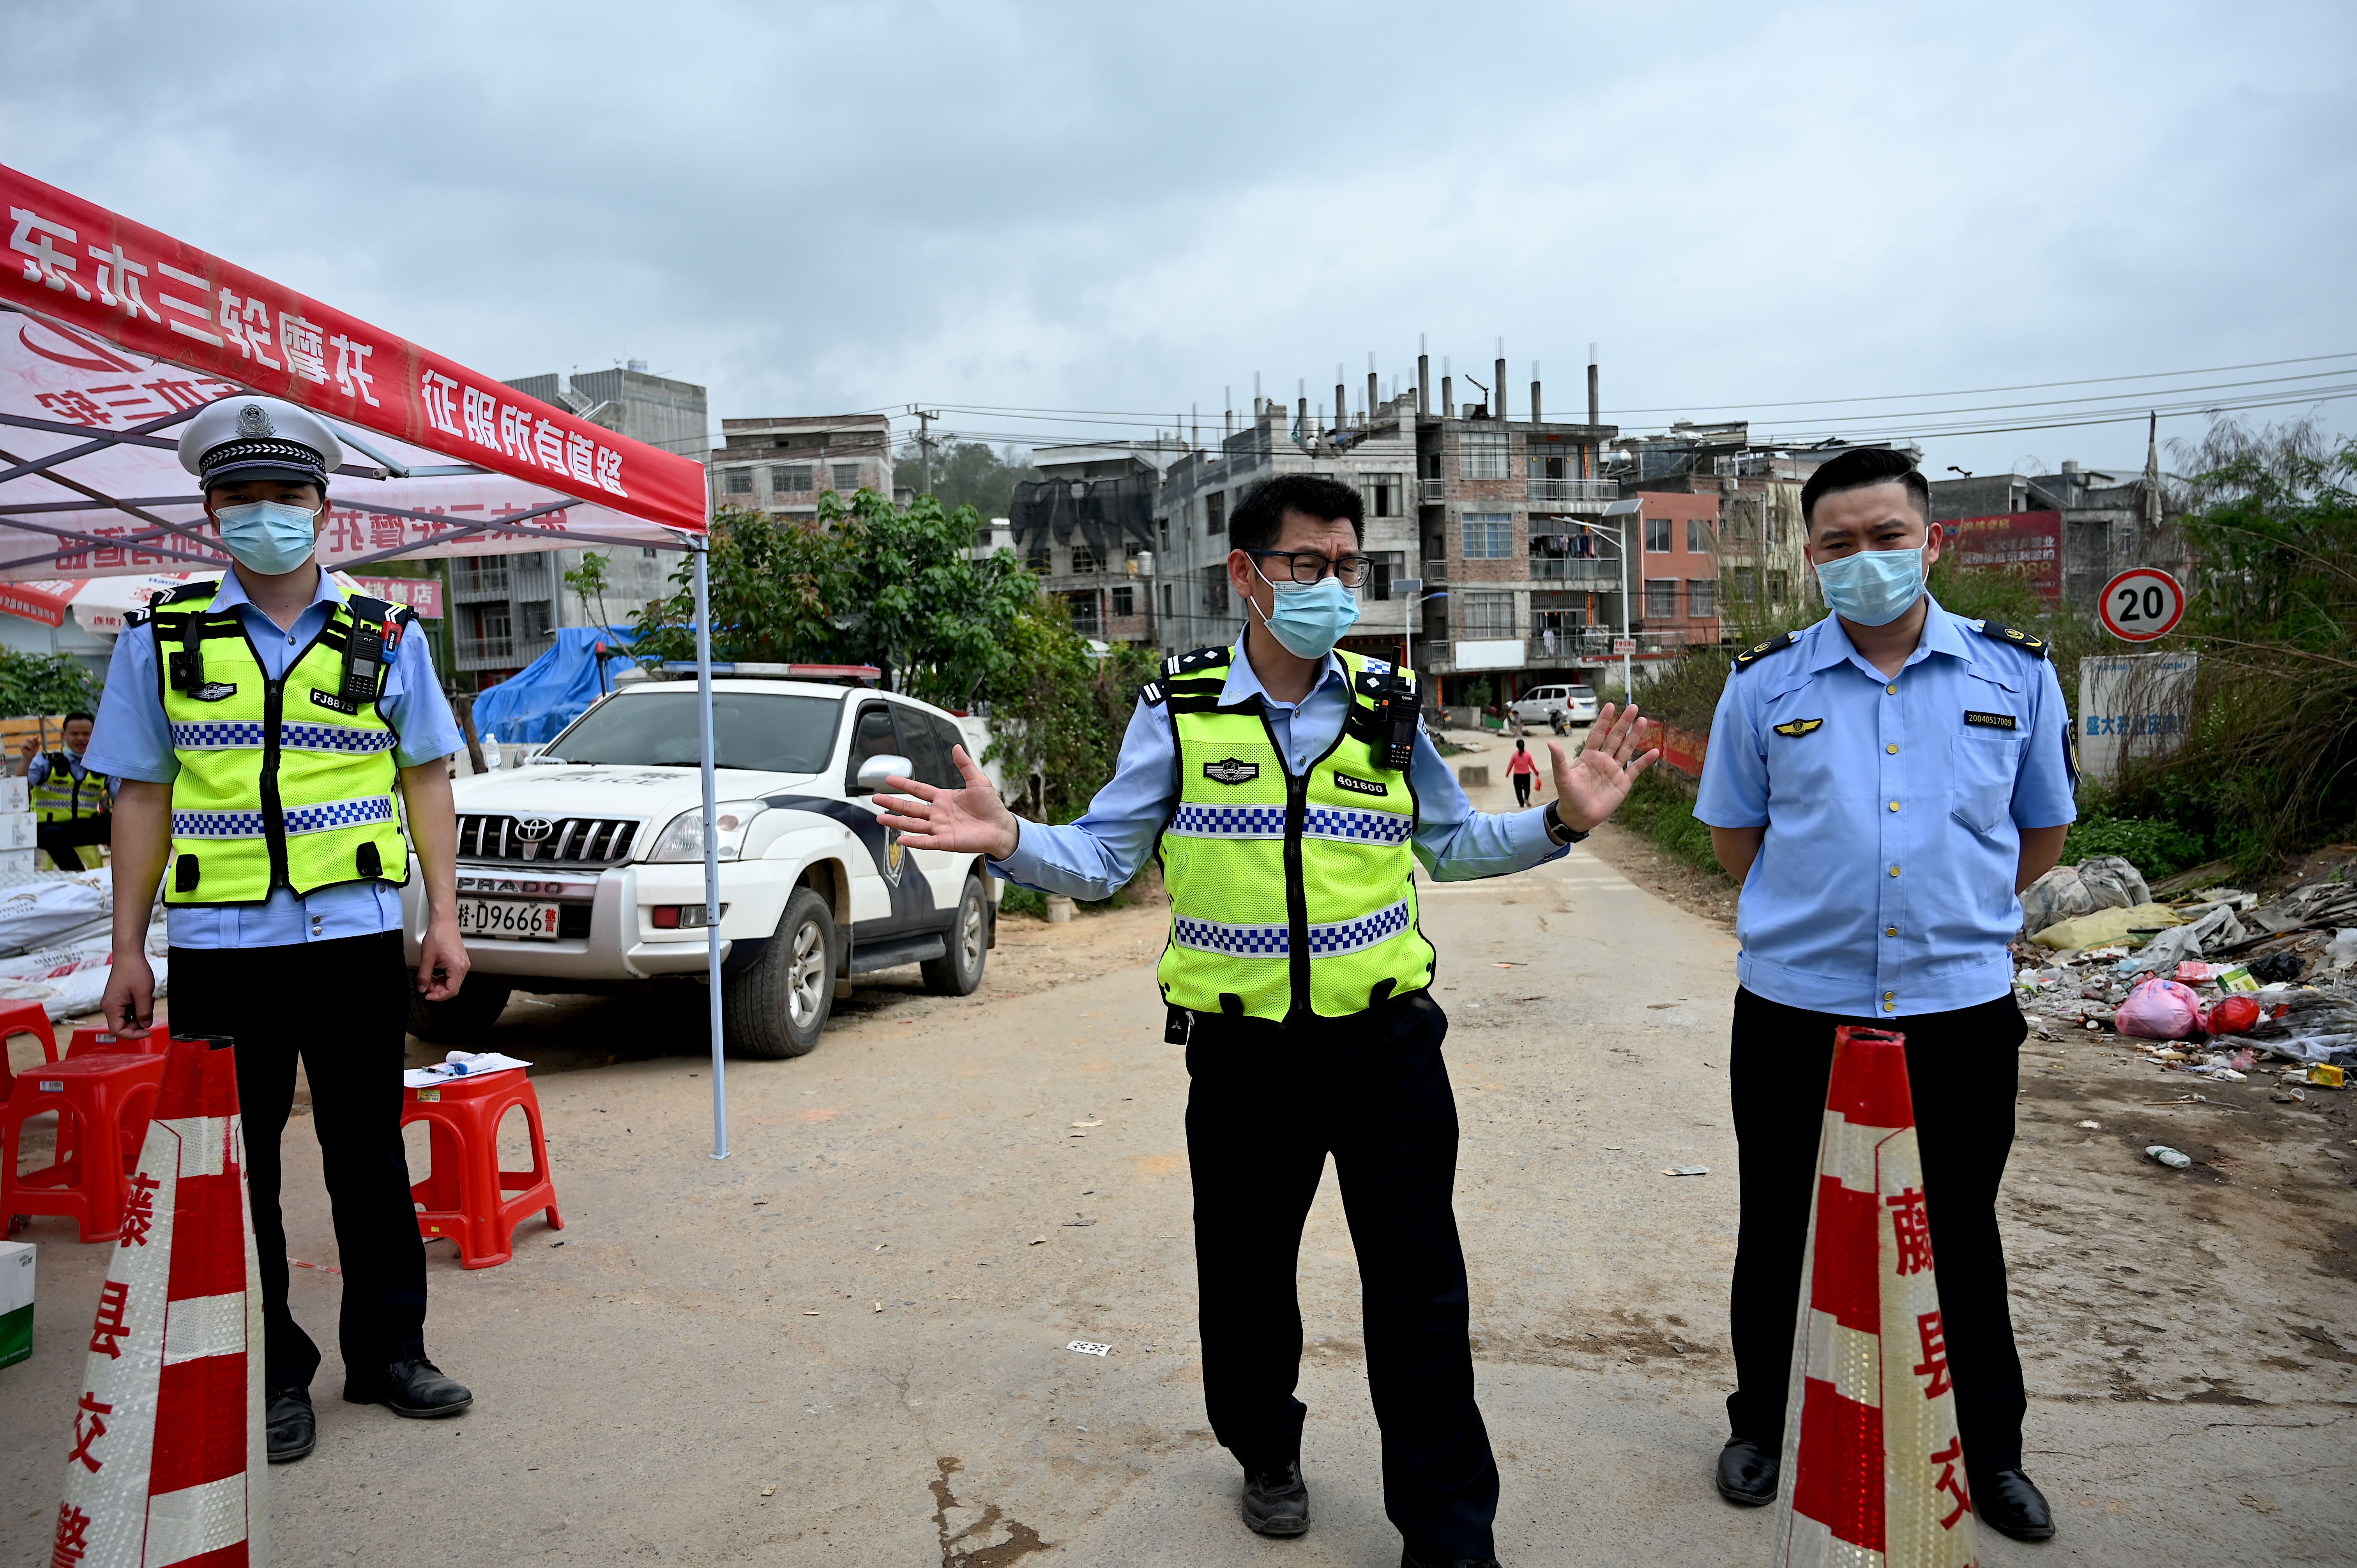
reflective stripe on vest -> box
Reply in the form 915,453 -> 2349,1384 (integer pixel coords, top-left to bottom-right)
154,584 -> 410,906
1154,648 -> 1434,1021
30,754 -> 108,822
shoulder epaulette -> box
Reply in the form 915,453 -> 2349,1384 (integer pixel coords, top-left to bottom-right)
1163,645 -> 1232,678
345,594 -> 416,629
1730,630 -> 1799,672
1974,620 -> 2049,660
1139,678 -> 1169,706
146,579 -> 223,611
124,607 -> 154,629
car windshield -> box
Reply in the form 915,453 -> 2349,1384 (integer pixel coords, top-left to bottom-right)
540,691 -> 843,772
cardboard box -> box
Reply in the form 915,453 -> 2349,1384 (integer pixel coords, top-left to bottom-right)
0,777 -> 27,814
0,1240 -> 31,1370
0,848 -> 37,887
0,811 -> 34,851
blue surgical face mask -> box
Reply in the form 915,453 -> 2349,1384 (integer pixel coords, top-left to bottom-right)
1251,564 -> 1361,659
1814,542 -> 1928,627
214,499 -> 320,576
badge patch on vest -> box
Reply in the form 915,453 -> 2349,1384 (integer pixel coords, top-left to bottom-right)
310,689 -> 360,716
1771,717 -> 1823,738
188,681 -> 237,703
1203,758 -> 1260,786
1331,772 -> 1388,798
1963,710 -> 2018,731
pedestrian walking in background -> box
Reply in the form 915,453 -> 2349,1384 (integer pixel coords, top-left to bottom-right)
1694,447 -> 2076,1542
88,396 -> 478,1467
1507,737 -> 1538,807
877,472 -> 1659,1568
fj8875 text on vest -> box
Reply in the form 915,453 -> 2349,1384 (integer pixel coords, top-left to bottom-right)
1150,646 -> 1438,1023
140,581 -> 413,906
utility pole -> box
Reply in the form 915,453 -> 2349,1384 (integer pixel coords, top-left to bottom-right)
910,406 -> 942,494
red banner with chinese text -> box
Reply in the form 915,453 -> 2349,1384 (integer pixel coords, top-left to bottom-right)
1947,510 -> 2061,602
2,161 -> 708,535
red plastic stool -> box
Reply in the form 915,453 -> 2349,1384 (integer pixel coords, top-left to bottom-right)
67,1026 -> 170,1059
0,998 -> 60,1102
402,1071 -> 562,1269
2,1051 -> 170,1242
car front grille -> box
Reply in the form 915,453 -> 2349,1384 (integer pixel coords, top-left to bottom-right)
458,813 -> 641,865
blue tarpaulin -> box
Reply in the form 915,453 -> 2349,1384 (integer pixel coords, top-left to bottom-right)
470,626 -> 637,745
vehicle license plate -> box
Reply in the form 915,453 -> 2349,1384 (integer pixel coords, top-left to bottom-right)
459,899 -> 561,940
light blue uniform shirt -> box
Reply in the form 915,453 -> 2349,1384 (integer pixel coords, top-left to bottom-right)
1696,599 -> 2077,1019
83,568 -> 463,950
991,636 -> 1568,899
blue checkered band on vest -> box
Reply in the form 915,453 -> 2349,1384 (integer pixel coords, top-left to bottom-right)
283,796 -> 396,835
170,721 -> 269,750
1301,804 -> 1415,845
171,807 -> 268,839
1168,804 -> 1288,839
170,720 -> 398,754
1172,899 -> 1414,960
279,722 -> 399,754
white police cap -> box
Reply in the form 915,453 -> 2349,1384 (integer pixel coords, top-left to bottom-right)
177,396 -> 345,491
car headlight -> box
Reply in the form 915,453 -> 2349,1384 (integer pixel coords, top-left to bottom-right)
649,800 -> 769,863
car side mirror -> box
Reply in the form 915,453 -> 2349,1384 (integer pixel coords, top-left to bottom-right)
853,754 -> 912,795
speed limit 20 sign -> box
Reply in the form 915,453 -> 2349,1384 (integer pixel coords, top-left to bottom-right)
2099,567 -> 2185,642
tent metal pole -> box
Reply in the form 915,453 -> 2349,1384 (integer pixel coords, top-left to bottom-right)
694,536 -> 728,1160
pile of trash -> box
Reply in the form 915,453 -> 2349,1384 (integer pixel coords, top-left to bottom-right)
2012,852 -> 2357,1090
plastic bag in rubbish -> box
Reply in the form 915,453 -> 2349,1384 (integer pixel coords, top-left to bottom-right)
2117,977 -> 2206,1040
2119,903 -> 2247,973
2327,929 -> 2357,973
2078,855 -> 2153,912
2034,902 -> 2184,950
2021,856 -> 2150,938
2205,995 -> 2262,1036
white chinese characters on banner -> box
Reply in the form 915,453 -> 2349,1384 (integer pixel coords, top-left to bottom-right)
422,368 -> 631,500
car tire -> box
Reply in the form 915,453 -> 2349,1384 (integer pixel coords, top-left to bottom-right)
724,886 -> 835,1059
406,975 -> 513,1043
921,877 -> 989,996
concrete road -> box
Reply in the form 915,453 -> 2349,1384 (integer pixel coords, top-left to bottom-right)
5,809 -> 2353,1564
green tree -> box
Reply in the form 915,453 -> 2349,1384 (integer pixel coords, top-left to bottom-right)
981,594 -> 1156,823
894,439 -> 1042,523
563,550 -> 616,630
630,490 -> 1036,706
0,650 -> 99,718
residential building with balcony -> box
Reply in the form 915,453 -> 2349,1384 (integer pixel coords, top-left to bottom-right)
1140,400 -> 1422,663
709,413 -> 895,520
453,364 -> 710,682
1010,439 -> 1188,646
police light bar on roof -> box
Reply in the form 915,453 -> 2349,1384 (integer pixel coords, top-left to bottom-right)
655,660 -> 882,685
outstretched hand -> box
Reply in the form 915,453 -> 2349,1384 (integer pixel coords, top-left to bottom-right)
1546,702 -> 1661,833
876,744 -> 1022,862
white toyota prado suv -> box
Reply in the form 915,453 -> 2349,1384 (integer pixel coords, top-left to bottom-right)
403,666 -> 997,1058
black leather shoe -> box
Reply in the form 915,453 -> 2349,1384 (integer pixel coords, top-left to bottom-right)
1399,1547 -> 1502,1568
1240,1459 -> 1309,1537
344,1356 -> 473,1418
265,1387 -> 315,1462
1974,1468 -> 2055,1542
1716,1436 -> 1779,1506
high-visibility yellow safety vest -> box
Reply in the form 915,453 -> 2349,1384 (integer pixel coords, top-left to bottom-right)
30,754 -> 108,822
138,580 -> 413,906
1150,645 -> 1436,1022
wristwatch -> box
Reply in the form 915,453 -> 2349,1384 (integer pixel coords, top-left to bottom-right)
1543,800 -> 1589,846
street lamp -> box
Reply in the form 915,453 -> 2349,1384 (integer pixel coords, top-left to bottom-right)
1595,500 -> 1643,698
1394,580 -> 1447,677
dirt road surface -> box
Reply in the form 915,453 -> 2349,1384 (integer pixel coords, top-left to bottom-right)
4,765 -> 2352,1564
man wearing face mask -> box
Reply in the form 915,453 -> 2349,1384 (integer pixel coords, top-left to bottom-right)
1695,447 -> 2076,1541
84,395 -> 474,1465
876,473 -> 1659,1568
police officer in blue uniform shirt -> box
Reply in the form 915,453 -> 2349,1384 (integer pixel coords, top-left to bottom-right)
1695,447 -> 2076,1542
21,710 -> 114,870
86,395 -> 476,1464
876,474 -> 1661,1568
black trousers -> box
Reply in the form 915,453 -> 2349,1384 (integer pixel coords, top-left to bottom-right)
1511,773 -> 1533,807
1726,986 -> 2029,1475
1185,991 -> 1498,1562
168,931 -> 427,1393
37,815 -> 109,873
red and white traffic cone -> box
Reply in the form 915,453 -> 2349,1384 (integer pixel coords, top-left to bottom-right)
1774,1026 -> 1979,1568
51,1034 -> 265,1568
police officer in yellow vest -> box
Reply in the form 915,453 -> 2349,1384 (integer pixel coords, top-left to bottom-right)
23,710 -> 112,871
86,395 -> 475,1465
879,474 -> 1660,1568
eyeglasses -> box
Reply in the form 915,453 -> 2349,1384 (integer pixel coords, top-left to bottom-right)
1244,549 -> 1373,588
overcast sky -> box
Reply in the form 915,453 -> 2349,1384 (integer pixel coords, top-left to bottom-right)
6,0 -> 2352,479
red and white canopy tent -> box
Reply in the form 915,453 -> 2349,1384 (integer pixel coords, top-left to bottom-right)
1,161 -> 741,1157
